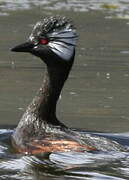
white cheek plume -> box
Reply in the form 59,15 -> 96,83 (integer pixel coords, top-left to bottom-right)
47,28 -> 77,61
48,42 -> 74,61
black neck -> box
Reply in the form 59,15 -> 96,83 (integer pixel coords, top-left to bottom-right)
28,57 -> 74,127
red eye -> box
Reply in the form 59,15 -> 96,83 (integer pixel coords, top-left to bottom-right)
39,38 -> 49,45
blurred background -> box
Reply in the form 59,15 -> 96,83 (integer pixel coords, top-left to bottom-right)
1,0 -> 129,133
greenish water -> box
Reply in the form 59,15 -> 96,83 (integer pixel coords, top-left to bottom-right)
0,0 -> 129,179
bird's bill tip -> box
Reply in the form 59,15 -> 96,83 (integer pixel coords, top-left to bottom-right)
11,41 -> 34,52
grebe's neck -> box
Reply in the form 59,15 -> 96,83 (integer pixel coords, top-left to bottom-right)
28,59 -> 74,127
12,57 -> 74,148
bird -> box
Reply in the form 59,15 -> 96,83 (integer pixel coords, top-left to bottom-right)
11,16 -> 126,154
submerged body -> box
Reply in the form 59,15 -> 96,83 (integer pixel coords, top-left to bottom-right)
11,16 -> 127,154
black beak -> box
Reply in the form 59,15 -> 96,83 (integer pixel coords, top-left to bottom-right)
11,41 -> 34,52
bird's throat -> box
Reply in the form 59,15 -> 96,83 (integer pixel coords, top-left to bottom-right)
28,62 -> 73,126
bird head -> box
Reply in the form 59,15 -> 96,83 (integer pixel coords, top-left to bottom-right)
11,16 -> 77,66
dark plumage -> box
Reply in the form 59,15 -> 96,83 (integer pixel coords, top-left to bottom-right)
11,16 -> 126,154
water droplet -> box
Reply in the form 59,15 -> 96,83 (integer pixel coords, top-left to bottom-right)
106,73 -> 110,79
70,92 -> 76,95
107,96 -> 113,100
11,61 -> 15,69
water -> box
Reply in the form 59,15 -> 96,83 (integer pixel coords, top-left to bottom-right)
1,0 -> 129,179
0,130 -> 129,180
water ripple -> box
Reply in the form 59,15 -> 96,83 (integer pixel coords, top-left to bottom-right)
0,129 -> 128,179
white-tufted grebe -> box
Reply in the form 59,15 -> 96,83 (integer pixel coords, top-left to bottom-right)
11,16 -> 126,154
